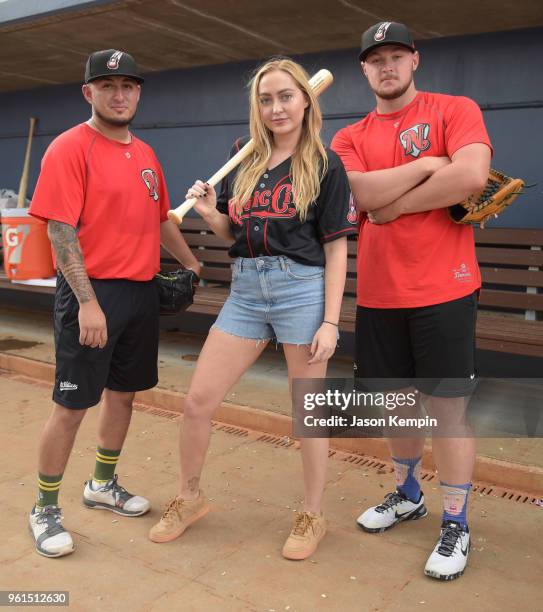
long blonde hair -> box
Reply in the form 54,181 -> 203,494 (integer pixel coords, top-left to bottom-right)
232,58 -> 328,221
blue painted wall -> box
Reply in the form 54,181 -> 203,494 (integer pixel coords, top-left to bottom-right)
0,27 -> 541,228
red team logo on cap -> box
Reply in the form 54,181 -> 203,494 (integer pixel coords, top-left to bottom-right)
374,22 -> 392,41
107,51 -> 123,70
399,123 -> 431,158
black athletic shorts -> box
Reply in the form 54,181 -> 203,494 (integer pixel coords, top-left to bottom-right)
355,291 -> 478,397
53,274 -> 160,409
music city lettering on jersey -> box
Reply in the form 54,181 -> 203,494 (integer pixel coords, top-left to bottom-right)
228,180 -> 296,224
301,390 -> 438,430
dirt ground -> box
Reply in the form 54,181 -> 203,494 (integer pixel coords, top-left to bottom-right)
1,374 -> 542,611
1,305 -> 542,611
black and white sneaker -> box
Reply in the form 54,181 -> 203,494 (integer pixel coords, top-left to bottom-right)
424,520 -> 470,581
83,474 -> 150,516
29,505 -> 75,558
356,490 -> 428,533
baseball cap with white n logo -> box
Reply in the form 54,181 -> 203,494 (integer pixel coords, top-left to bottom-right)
359,22 -> 415,62
84,49 -> 144,84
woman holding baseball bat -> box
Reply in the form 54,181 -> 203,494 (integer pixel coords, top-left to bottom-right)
149,58 -> 357,559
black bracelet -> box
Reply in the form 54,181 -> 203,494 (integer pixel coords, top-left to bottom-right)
323,320 -> 339,327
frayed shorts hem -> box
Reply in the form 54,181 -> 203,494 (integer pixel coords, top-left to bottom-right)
212,322 -> 316,346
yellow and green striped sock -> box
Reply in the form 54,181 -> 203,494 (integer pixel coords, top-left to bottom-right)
36,472 -> 63,509
93,446 -> 121,484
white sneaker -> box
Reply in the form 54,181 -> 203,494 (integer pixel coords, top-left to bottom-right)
83,475 -> 150,516
357,490 -> 427,533
424,521 -> 470,581
29,505 -> 75,558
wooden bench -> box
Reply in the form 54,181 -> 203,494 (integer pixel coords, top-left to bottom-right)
1,219 -> 542,357
163,219 -> 543,358
157,217 -> 360,327
473,228 -> 543,357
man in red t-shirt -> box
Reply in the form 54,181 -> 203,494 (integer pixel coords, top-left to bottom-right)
332,22 -> 492,581
27,50 -> 200,558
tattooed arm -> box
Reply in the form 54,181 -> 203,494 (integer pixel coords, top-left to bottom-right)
48,220 -> 107,349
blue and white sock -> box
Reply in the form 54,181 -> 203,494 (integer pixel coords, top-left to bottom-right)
392,456 -> 422,502
441,482 -> 471,529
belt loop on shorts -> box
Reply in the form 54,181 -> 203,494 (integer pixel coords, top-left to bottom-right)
279,256 -> 286,272
238,258 -> 243,272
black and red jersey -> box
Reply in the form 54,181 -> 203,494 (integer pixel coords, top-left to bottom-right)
216,138 -> 358,266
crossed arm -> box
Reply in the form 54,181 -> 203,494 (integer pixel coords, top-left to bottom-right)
347,143 -> 491,224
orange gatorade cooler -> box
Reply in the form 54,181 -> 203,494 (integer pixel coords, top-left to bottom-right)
1,208 -> 55,280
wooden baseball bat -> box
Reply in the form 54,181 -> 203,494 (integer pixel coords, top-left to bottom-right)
17,117 -> 37,208
167,69 -> 334,225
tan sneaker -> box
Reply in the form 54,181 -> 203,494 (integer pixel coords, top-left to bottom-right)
282,511 -> 326,560
148,492 -> 209,543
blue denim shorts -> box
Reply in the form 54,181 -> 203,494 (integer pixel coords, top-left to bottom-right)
213,256 -> 325,345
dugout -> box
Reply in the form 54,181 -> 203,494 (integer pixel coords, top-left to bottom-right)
0,0 -> 542,226
0,0 -> 542,376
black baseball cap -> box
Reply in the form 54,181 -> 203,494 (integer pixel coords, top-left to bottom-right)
359,22 -> 415,62
84,49 -> 144,84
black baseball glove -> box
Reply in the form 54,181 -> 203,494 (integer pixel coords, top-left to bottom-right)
155,268 -> 200,315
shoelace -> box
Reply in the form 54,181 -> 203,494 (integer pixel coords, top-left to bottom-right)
36,506 -> 62,525
101,475 -> 130,503
437,524 -> 463,557
161,498 -> 183,522
375,491 -> 405,513
36,506 -> 65,537
292,512 -> 316,536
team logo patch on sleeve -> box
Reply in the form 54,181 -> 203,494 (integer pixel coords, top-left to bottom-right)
141,169 -> 159,201
399,123 -> 431,158
374,22 -> 392,41
347,193 -> 358,224
107,51 -> 123,70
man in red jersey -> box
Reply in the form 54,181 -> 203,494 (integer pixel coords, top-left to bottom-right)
27,50 -> 200,558
332,22 -> 492,581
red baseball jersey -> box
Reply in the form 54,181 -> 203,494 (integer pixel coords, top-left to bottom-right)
331,91 -> 493,308
29,123 -> 170,281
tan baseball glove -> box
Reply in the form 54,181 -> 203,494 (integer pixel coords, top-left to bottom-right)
448,168 -> 525,228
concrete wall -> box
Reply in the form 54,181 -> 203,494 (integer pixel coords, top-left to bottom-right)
0,26 -> 541,228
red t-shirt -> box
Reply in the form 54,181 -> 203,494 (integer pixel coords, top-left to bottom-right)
331,91 -> 493,308
29,123 -> 170,281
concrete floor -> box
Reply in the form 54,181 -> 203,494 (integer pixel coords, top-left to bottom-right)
1,372 -> 542,612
